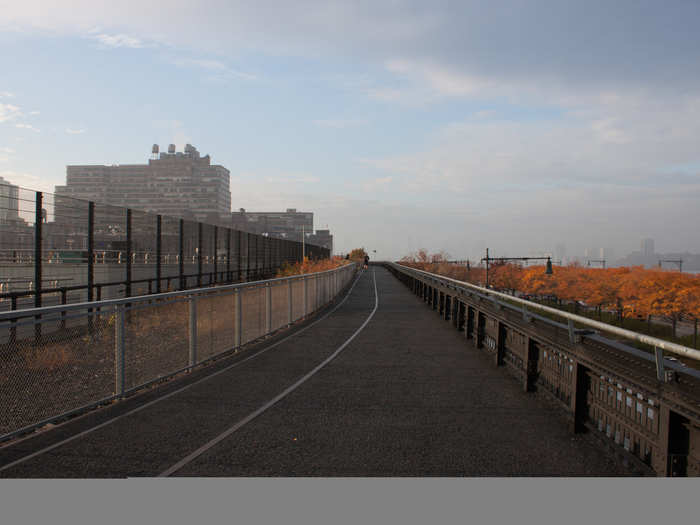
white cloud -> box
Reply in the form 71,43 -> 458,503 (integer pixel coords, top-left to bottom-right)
65,128 -> 86,134
361,176 -> 393,193
0,103 -> 22,122
28,110 -> 40,115
15,123 -> 40,132
169,57 -> 257,81
590,118 -> 630,144
264,174 -> 320,184
92,32 -> 145,49
313,118 -> 367,129
386,59 -> 490,97
0,170 -> 55,194
0,147 -> 15,153
0,92 -> 15,98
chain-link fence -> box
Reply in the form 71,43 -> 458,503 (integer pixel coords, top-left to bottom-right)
1,182 -> 328,313
0,263 -> 356,441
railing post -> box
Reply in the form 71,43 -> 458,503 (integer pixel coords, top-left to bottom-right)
303,275 -> 308,317
234,288 -> 242,348
265,282 -> 272,333
288,279 -> 293,325
115,304 -> 125,397
568,319 -> 577,344
189,295 -> 197,368
655,346 -> 665,382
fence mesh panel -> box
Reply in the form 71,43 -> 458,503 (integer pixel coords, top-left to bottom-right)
123,300 -> 189,390
199,293 -> 236,361
0,266 -> 352,440
270,281 -> 288,331
0,310 -> 115,436
241,286 -> 264,344
291,279 -> 305,320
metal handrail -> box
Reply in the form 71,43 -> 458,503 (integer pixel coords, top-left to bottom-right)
393,262 -> 700,362
0,262 -> 355,321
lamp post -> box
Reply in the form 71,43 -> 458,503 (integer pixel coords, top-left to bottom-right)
481,248 -> 553,288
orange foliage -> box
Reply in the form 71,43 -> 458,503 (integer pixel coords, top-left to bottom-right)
276,256 -> 349,277
401,250 -> 700,320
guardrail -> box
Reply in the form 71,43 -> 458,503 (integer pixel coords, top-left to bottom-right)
388,262 -> 700,476
393,263 -> 700,372
0,263 -> 356,442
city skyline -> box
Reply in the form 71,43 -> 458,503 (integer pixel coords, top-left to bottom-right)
2,1 -> 700,259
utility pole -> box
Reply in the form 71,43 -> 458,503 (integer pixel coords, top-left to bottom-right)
485,247 -> 489,288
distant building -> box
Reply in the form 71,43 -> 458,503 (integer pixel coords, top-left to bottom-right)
0,176 -> 20,224
554,243 -> 566,264
231,208 -> 313,241
55,144 -> 231,224
307,229 -> 333,254
641,238 -> 655,257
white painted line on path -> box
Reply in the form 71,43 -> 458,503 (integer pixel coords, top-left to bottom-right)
159,270 -> 379,477
1,270 -> 366,474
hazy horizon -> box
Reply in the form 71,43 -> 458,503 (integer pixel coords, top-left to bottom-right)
2,1 -> 700,261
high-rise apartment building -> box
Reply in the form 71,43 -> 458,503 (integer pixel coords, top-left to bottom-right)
55,144 -> 231,223
641,238 -> 655,257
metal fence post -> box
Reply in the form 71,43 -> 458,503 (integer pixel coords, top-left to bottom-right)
234,288 -> 242,348
197,222 -> 203,288
303,275 -> 308,317
34,191 -> 42,309
213,225 -> 218,284
655,346 -> 665,382
179,218 -> 185,290
237,230 -> 242,282
115,304 -> 125,396
156,214 -> 162,293
189,295 -> 197,368
87,201 -> 95,301
87,201 -> 95,333
246,233 -> 251,281
125,208 -> 132,298
288,279 -> 293,325
226,228 -> 231,282
34,191 -> 43,344
266,282 -> 272,333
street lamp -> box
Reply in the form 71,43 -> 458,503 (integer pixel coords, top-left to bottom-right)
481,248 -> 553,288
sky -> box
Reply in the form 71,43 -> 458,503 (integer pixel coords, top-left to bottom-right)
1,0 -> 699,261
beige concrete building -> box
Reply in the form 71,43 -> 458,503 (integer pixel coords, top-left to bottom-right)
55,144 -> 230,223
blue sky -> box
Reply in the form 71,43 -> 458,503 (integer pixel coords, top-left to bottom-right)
2,1 -> 700,260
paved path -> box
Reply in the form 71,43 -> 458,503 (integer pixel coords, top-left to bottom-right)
0,267 -> 630,477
